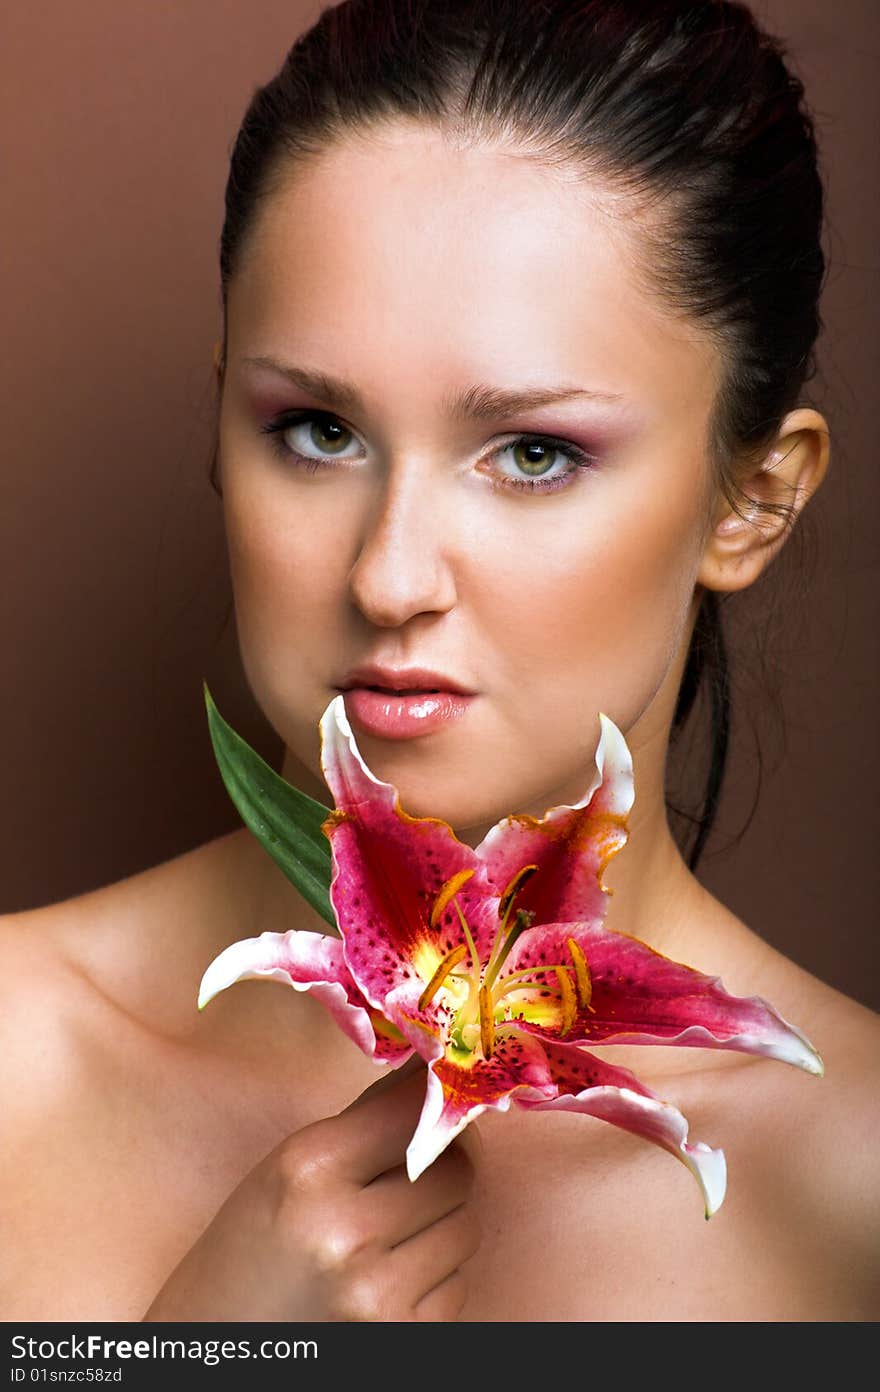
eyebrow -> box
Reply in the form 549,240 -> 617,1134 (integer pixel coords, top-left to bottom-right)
240,355 -> 627,420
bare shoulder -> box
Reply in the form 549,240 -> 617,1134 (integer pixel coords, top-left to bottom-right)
0,827 -> 351,1107
794,964 -> 880,1213
756,940 -> 880,1127
0,894 -> 120,1304
0,836 -> 330,1321
642,902 -> 880,1319
0,835 -> 236,1103
1,832 -> 248,1039
741,947 -> 880,1317
0,902 -> 83,1123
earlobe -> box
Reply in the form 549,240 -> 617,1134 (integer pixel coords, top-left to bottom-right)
698,408 -> 830,594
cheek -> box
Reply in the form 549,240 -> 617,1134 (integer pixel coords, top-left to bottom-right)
224,482 -> 344,636
482,472 -> 703,728
221,476 -> 352,759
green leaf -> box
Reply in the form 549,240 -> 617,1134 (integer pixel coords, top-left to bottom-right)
203,681 -> 336,928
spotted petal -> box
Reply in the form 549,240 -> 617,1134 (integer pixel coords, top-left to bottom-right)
517,1041 -> 727,1218
474,711 -> 634,927
198,929 -> 413,1065
501,920 -> 823,1074
397,1014 -> 726,1215
403,1030 -> 558,1180
318,695 -> 502,1010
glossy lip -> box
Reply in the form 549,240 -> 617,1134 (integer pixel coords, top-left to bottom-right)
336,663 -> 477,696
341,687 -> 475,741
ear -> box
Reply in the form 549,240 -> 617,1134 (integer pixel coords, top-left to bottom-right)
212,339 -> 225,378
698,408 -> 830,593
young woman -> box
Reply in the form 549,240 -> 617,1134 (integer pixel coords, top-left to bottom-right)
3,0 -> 878,1322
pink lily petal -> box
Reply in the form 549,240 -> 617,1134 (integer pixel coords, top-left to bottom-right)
318,696 -> 501,1008
199,695 -> 821,1216
516,1041 -> 727,1218
403,1030 -> 558,1180
474,711 -> 634,928
385,965 -> 726,1212
502,921 -> 823,1074
198,930 -> 413,1065
392,994 -> 726,1214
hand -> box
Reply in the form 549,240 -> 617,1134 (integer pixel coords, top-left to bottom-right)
141,1056 -> 480,1322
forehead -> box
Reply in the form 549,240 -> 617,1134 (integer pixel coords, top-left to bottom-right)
227,122 -> 719,421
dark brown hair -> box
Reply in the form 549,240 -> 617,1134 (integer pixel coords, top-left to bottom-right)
209,0 -> 827,871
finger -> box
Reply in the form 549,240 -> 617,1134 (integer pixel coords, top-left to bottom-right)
386,1204 -> 482,1313
413,1268 -> 470,1322
330,1061 -> 431,1184
360,1141 -> 475,1248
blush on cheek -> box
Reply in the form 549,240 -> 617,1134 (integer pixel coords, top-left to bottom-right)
597,508 -> 705,725
497,487 -> 700,739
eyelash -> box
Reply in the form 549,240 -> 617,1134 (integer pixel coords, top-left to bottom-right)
258,409 -> 597,494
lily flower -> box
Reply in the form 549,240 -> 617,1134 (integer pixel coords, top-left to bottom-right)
199,695 -> 822,1218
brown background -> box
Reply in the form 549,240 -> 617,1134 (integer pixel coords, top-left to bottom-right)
2,1 -> 877,1010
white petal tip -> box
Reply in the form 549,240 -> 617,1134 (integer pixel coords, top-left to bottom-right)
786,1032 -> 824,1075
196,936 -> 266,1014
325,692 -> 350,736
320,693 -> 390,795
770,1033 -> 825,1076
688,1142 -> 727,1219
595,712 -> 635,814
405,1153 -> 427,1183
196,975 -> 226,1010
196,961 -> 231,1012
786,1036 -> 824,1075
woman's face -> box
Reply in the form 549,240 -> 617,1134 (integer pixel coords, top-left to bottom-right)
218,122 -> 722,839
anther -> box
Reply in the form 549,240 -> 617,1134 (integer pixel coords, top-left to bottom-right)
554,966 -> 577,1037
418,944 -> 469,1011
497,863 -> 539,921
479,982 -> 495,1059
430,868 -> 476,928
566,937 -> 594,1011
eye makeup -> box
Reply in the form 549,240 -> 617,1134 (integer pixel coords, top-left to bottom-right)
257,407 -> 600,496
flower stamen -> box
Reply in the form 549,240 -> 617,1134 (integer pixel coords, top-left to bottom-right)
567,936 -> 595,1011
554,966 -> 577,1037
484,907 -> 537,992
497,863 -> 539,924
493,963 -> 571,998
450,898 -> 481,984
418,943 -> 469,1011
430,868 -> 476,928
479,981 -> 495,1059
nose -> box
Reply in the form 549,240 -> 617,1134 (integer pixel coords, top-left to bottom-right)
347,461 -> 458,628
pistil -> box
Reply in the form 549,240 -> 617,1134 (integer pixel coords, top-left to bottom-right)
483,907 -> 536,993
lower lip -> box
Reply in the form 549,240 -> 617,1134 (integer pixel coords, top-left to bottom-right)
341,687 -> 475,739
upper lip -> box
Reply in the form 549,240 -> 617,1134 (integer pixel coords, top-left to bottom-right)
336,663 -> 476,695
